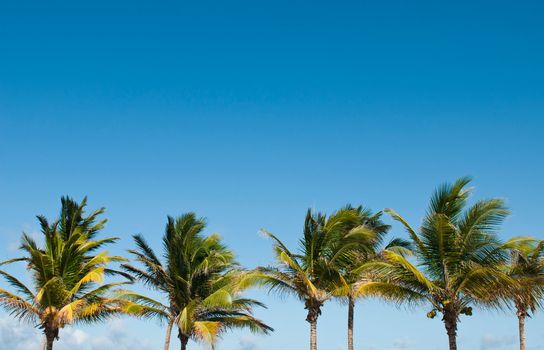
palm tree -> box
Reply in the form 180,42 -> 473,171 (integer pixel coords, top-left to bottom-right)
503,238 -> 544,350
120,213 -> 272,350
257,208 -> 362,350
329,205 -> 412,350
367,177 -> 516,350
0,197 -> 128,350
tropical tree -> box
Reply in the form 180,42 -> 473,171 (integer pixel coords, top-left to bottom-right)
120,213 -> 272,350
0,197 -> 128,350
257,208 -> 364,350
503,238 -> 544,350
329,205 -> 412,350
366,177 -> 516,350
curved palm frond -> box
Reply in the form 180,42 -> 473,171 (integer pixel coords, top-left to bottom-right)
0,197 -> 129,348
382,178 -> 514,350
122,213 -> 271,349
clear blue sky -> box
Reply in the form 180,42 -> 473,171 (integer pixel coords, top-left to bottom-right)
1,1 -> 543,349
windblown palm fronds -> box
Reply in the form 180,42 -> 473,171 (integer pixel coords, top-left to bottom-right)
364,177 -> 516,350
0,197 -> 128,350
502,237 -> 544,350
327,205 -> 413,350
121,213 -> 272,350
257,208 -> 366,350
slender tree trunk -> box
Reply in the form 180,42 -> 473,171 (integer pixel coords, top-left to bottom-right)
517,307 -> 527,350
444,314 -> 458,350
44,329 -> 56,350
305,300 -> 321,350
46,337 -> 54,350
45,332 -> 55,350
163,318 -> 174,350
310,318 -> 317,350
180,336 -> 188,350
347,296 -> 354,350
179,330 -> 189,350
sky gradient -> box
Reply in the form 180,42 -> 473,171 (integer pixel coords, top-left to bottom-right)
1,1 -> 543,349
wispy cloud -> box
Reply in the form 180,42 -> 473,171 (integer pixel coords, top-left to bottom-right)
392,337 -> 416,349
0,316 -> 42,350
239,335 -> 260,350
481,334 -> 515,350
0,317 -> 153,350
361,345 -> 380,350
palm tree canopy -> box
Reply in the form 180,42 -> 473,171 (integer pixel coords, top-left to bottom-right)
327,205 -> 415,302
366,177 -> 516,317
121,213 -> 272,347
257,207 -> 385,319
502,237 -> 544,314
0,197 -> 128,338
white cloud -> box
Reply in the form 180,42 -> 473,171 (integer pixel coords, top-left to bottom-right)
239,335 -> 260,350
0,316 -> 43,350
0,316 -> 153,350
361,345 -> 380,350
481,334 -> 515,350
58,328 -> 89,348
392,337 -> 415,349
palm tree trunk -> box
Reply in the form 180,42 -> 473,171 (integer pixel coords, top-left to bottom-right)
310,318 -> 317,350
163,318 -> 174,350
444,314 -> 457,350
179,330 -> 189,350
347,296 -> 354,350
305,301 -> 321,350
517,308 -> 527,350
46,337 -> 54,350
45,332 -> 55,350
44,326 -> 57,350
180,337 -> 188,350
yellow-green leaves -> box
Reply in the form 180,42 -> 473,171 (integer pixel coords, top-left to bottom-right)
203,289 -> 233,308
0,196 -> 127,340
193,321 -> 221,347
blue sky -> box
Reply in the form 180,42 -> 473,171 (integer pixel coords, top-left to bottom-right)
1,1 -> 543,349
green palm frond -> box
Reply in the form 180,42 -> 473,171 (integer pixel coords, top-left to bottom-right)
354,282 -> 427,305
0,196 -> 129,344
122,213 -> 271,348
503,238 -> 544,315
0,270 -> 36,301
214,314 -> 273,334
381,177 -> 517,339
